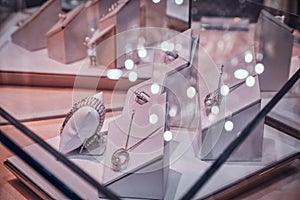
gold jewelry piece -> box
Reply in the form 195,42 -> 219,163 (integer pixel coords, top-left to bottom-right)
134,90 -> 150,105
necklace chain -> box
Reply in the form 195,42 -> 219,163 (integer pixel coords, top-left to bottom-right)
123,109 -> 161,152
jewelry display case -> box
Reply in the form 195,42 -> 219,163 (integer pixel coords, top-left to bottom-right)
0,1 -> 300,200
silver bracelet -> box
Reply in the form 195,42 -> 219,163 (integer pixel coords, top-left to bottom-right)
60,96 -> 106,148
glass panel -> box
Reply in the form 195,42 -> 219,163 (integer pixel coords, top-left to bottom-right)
0,109 -> 122,199
0,1 -> 299,199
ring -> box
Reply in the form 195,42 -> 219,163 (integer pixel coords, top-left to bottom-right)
134,90 -> 150,105
111,148 -> 130,172
165,51 -> 179,59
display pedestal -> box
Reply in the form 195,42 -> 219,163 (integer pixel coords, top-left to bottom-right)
102,81 -> 168,199
97,0 -> 140,68
11,0 -> 61,51
89,25 -> 116,68
199,76 -> 264,161
85,0 -> 100,31
46,4 -> 88,64
255,10 -> 293,92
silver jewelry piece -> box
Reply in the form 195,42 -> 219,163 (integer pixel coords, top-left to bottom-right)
60,96 -> 106,151
111,148 -> 130,171
165,51 -> 179,59
164,50 -> 179,63
134,90 -> 150,105
111,110 -> 161,172
204,65 -> 254,115
204,65 -> 224,115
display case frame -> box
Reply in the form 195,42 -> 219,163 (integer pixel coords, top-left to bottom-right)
0,0 -> 300,199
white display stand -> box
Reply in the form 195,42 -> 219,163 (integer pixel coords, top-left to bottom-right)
199,75 -> 264,161
99,49 -> 197,198
102,82 -> 168,199
97,0 -> 140,69
255,10 -> 294,92
11,0 -> 61,51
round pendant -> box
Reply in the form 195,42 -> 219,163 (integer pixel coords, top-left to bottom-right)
111,148 -> 130,172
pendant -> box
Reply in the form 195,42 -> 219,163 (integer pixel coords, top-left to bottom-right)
111,148 -> 130,172
204,89 -> 222,115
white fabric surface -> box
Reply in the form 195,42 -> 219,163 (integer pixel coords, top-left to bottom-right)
59,92 -> 104,153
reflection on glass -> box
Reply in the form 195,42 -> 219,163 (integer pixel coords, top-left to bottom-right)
0,1 -> 300,200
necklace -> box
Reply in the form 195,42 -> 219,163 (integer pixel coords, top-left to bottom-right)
111,110 -> 162,172
204,65 -> 224,114
204,65 -> 254,115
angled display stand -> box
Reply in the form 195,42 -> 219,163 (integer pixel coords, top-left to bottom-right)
46,4 -> 89,64
97,0 -> 140,68
199,75 -> 264,161
255,10 -> 294,91
102,83 -> 168,199
11,0 -> 61,51
85,0 -> 101,31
